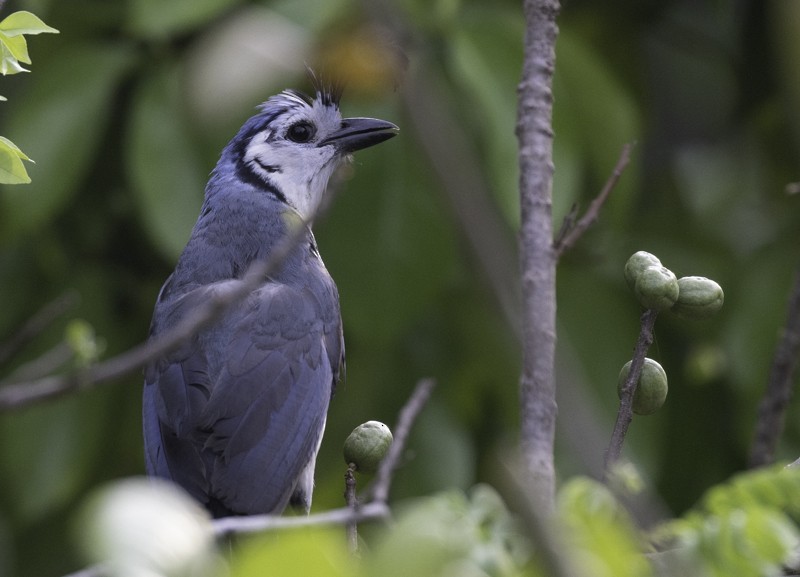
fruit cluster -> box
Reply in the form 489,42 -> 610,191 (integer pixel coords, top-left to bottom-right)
624,251 -> 724,319
618,251 -> 724,415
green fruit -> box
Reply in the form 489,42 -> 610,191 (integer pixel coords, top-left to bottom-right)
343,421 -> 393,474
634,265 -> 679,311
671,276 -> 724,320
617,358 -> 668,415
624,251 -> 662,290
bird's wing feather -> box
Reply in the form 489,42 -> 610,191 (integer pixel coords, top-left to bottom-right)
200,283 -> 334,514
143,283 -> 231,505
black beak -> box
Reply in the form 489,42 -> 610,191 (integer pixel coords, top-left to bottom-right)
319,117 -> 399,153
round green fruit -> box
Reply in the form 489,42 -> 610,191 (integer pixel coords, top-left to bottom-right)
617,358 -> 668,415
624,251 -> 662,290
343,421 -> 393,474
634,265 -> 679,311
671,276 -> 724,320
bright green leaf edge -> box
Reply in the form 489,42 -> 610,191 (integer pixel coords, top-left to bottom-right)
0,136 -> 32,184
0,11 -> 59,36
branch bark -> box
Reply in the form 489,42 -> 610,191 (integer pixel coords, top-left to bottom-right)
516,0 -> 561,514
748,261 -> 800,468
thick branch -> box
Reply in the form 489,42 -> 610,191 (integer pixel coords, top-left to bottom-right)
517,0 -> 561,514
748,262 -> 800,468
604,308 -> 659,473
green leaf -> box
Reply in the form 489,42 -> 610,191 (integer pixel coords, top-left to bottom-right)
0,44 -> 137,242
0,30 -> 30,65
0,135 -> 31,160
0,11 -> 59,36
231,528 -> 350,577
126,62 -> 206,260
558,477 -> 655,577
0,38 -> 28,75
0,136 -> 32,184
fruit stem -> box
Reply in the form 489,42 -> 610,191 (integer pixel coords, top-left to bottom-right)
603,308 -> 659,476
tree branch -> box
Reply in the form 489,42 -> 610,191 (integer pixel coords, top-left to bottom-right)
517,0 -> 561,514
369,377 -> 436,504
604,308 -> 659,474
554,143 -> 633,258
748,261 -> 800,468
212,501 -> 391,539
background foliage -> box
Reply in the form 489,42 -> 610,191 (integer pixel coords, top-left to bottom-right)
0,0 -> 799,575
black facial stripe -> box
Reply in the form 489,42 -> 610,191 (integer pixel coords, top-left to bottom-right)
235,156 -> 288,205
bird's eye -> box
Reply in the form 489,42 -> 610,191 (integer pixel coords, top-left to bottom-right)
286,121 -> 316,143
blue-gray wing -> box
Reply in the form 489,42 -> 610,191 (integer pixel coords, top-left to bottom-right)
143,279 -> 342,515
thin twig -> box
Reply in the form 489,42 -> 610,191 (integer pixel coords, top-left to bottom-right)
604,308 -> 659,474
0,222 -> 311,412
748,261 -> 800,468
211,501 -> 391,539
517,0 -> 561,515
369,377 -> 436,504
554,143 -> 633,258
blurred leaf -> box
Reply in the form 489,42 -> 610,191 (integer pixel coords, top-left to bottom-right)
65,319 -> 105,367
127,0 -> 244,39
558,477 -> 654,577
0,136 -> 32,184
77,478 -> 220,577
0,11 -> 59,36
0,44 -> 136,242
700,465 -> 800,520
366,486 -> 528,577
231,527 -> 351,577
653,466 -> 800,577
126,61 -> 206,260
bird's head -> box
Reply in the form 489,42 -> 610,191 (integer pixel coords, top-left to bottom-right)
223,86 -> 398,221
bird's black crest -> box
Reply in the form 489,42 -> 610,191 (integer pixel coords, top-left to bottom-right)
306,67 -> 343,108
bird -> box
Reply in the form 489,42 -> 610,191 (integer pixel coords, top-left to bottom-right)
142,81 -> 398,518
